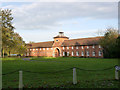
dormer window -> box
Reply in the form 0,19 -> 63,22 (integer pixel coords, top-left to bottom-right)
76,46 -> 78,49
99,45 -> 101,48
87,46 -> 89,49
72,46 -> 74,49
67,46 -> 69,50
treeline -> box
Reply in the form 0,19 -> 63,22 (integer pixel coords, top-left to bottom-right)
0,9 -> 26,57
99,28 -> 120,58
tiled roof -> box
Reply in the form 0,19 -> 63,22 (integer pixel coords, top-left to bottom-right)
26,36 -> 103,48
62,36 -> 103,46
26,41 -> 54,48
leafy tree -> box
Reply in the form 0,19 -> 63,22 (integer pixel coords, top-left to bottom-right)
99,28 -> 118,58
1,9 -> 15,57
1,9 -> 26,57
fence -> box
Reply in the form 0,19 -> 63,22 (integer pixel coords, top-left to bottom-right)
2,65 -> 120,89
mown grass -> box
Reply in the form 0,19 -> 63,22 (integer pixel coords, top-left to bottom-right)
2,57 -> 119,88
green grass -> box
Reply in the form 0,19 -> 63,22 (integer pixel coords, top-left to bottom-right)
2,57 -> 119,88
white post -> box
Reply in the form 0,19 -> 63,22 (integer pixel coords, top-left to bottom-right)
115,69 -> 119,80
73,67 -> 77,84
19,71 -> 23,90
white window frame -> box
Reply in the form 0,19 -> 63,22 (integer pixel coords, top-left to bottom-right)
72,46 -> 74,49
87,51 -> 89,56
76,46 -> 78,49
81,51 -> 84,56
92,51 -> 95,56
33,49 -> 35,51
81,46 -> 84,49
51,48 -> 53,50
99,45 -> 101,48
63,52 -> 65,56
36,48 -> 38,50
63,47 -> 65,50
99,51 -> 102,56
67,46 -> 69,50
27,52 -> 29,56
87,46 -> 89,49
47,48 -> 49,50
72,52 -> 74,56
76,51 -> 79,56
40,48 -> 41,50
67,52 -> 69,56
92,45 -> 95,48
43,48 -> 45,50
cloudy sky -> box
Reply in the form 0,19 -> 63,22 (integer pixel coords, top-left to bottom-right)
1,2 -> 118,43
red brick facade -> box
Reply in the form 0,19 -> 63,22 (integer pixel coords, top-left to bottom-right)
26,32 -> 103,58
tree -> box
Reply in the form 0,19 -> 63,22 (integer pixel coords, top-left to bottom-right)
1,9 -> 15,57
99,28 -> 118,58
1,9 -> 26,57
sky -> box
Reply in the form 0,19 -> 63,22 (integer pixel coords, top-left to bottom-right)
0,1 -> 118,43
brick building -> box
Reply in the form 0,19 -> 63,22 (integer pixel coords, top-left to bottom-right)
26,32 -> 103,58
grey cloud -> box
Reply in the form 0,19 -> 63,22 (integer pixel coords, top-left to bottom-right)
2,2 -> 117,30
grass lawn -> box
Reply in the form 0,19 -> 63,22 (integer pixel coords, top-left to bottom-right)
2,57 -> 120,88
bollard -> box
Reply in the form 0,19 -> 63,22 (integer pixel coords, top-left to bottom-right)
73,67 -> 77,84
115,66 -> 119,80
115,70 -> 119,80
19,71 -> 23,90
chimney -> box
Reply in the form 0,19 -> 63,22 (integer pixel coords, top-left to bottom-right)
59,32 -> 64,37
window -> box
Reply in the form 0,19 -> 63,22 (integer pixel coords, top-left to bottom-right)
72,52 -> 74,56
51,48 -> 53,50
40,48 -> 41,50
76,51 -> 79,56
72,46 -> 74,49
92,45 -> 95,48
76,46 -> 78,49
99,45 -> 101,48
87,51 -> 89,56
63,52 -> 65,56
47,48 -> 49,50
27,53 -> 29,56
33,49 -> 35,51
63,47 -> 65,50
81,51 -> 84,56
30,49 -> 32,51
56,40 -> 58,41
67,52 -> 69,56
82,46 -> 84,49
92,51 -> 95,56
99,51 -> 102,56
67,47 -> 69,50
43,48 -> 45,50
36,49 -> 38,50
87,46 -> 89,49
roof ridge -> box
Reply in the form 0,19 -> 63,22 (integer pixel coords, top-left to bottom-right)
27,41 -> 54,44
65,36 -> 103,41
